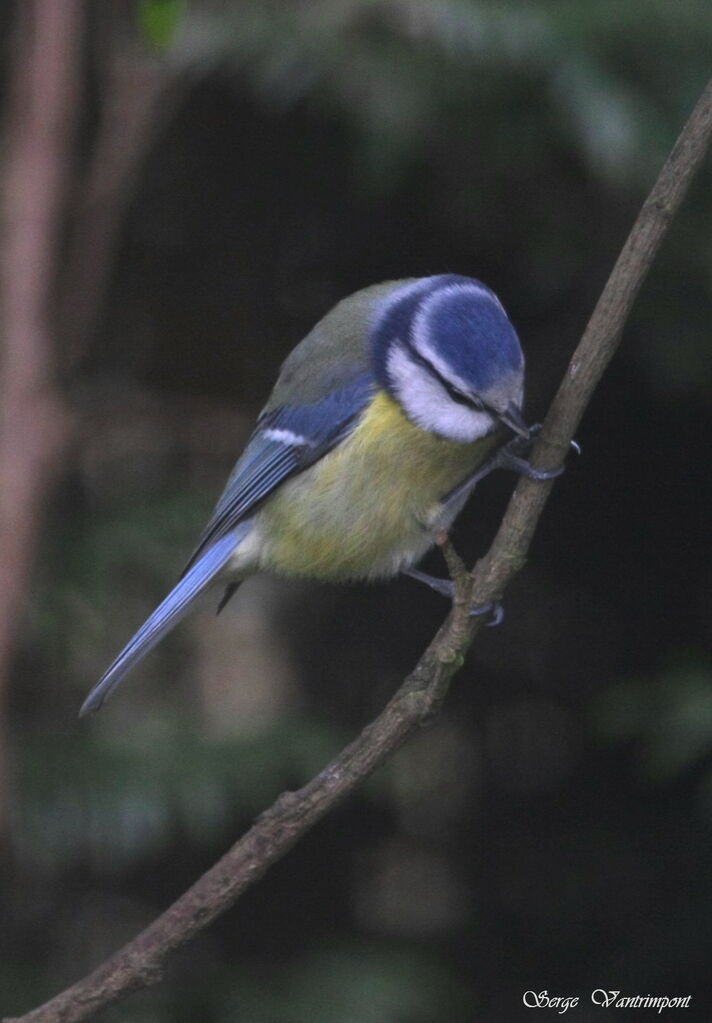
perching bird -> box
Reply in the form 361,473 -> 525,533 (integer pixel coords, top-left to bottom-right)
81,274 -> 552,716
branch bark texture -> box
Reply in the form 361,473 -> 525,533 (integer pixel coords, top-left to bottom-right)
6,77 -> 712,1023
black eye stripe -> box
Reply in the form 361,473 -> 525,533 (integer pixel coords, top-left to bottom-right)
402,338 -> 485,411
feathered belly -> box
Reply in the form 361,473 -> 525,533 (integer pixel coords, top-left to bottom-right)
251,392 -> 500,582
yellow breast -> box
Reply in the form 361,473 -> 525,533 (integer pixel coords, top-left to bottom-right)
255,391 -> 499,581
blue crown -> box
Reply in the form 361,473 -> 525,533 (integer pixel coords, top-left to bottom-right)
371,274 -> 523,395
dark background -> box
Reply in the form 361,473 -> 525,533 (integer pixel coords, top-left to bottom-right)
2,2 -> 712,1020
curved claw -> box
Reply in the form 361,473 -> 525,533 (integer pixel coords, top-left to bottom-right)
405,569 -> 505,625
500,426 -> 581,482
525,425 -> 582,459
469,600 -> 505,626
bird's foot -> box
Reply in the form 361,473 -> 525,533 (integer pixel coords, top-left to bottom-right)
439,427 -> 578,512
404,567 -> 504,625
500,425 -> 581,481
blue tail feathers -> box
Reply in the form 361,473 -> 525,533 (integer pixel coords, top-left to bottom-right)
80,526 -> 249,717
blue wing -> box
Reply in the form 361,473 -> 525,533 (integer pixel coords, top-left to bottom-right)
80,527 -> 249,716
181,372 -> 374,574
81,373 -> 374,715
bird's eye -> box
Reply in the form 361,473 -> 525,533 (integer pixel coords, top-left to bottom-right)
444,382 -> 483,411
400,337 -> 485,412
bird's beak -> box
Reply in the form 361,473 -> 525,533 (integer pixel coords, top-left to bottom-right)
498,403 -> 530,438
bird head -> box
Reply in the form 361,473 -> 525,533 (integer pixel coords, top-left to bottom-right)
371,275 -> 527,443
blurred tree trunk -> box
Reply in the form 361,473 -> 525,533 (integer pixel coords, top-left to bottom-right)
57,11 -> 186,365
0,0 -> 83,836
0,1 -> 187,839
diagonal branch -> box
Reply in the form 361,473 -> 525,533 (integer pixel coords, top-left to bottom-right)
469,74 -> 712,608
6,76 -> 712,1023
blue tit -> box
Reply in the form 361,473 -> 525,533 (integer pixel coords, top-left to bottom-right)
81,273 -> 543,716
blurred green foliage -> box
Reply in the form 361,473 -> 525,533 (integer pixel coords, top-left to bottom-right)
171,0 -> 712,189
16,717 -> 343,871
595,655 -> 712,783
137,0 -> 187,51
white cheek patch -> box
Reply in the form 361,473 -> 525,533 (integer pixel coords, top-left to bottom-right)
387,344 -> 494,442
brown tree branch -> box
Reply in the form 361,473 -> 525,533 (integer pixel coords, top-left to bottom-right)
468,76 -> 712,610
6,76 -> 712,1023
0,0 -> 82,837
